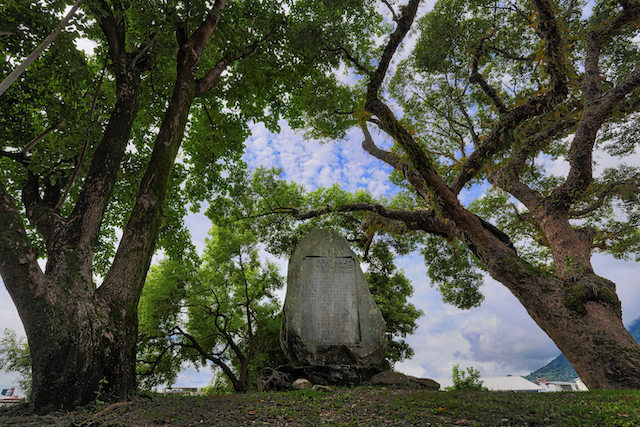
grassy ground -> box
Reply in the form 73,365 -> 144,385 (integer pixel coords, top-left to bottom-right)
1,387 -> 639,426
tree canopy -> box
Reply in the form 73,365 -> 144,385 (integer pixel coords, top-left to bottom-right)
2,0 -> 640,412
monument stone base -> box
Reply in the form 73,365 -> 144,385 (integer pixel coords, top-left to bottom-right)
276,364 -> 382,387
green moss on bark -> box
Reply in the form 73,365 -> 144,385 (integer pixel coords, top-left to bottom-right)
564,275 -> 619,315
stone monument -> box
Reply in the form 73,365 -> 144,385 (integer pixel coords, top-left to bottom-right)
280,229 -> 387,366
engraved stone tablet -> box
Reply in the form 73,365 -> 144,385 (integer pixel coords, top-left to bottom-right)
301,256 -> 359,344
281,229 -> 387,366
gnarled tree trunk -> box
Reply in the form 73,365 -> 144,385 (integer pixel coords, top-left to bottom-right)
487,235 -> 640,389
0,0 -> 255,412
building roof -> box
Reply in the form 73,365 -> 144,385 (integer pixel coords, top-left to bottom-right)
435,376 -> 544,392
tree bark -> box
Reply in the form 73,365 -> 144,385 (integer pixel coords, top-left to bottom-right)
487,245 -> 640,389
1,168 -> 142,412
3,0 -> 145,411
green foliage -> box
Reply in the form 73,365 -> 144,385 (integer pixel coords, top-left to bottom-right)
364,0 -> 640,311
138,223 -> 285,392
250,313 -> 289,377
284,0 -> 385,139
1,0 -> 104,261
209,167 -> 423,368
421,235 -> 485,310
468,187 -> 555,272
366,243 -> 424,370
464,159 -> 640,269
1,0 -> 390,278
445,364 -> 487,391
202,371 -> 235,396
413,0 -> 467,74
209,167 -> 422,260
137,259 -> 193,389
0,329 -> 31,398
1,0 -> 408,409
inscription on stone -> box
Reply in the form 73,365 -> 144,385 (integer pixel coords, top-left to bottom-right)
301,256 -> 360,344
281,229 -> 387,366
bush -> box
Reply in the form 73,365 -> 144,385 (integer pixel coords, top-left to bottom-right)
445,364 -> 487,391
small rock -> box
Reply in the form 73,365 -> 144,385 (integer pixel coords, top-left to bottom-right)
276,364 -> 381,387
371,371 -> 440,390
291,378 -> 312,390
407,376 -> 440,390
371,371 -> 414,388
311,385 -> 332,392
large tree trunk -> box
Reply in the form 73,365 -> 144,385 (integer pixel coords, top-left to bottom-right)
23,286 -> 137,412
490,250 -> 640,389
453,183 -> 640,390
0,178 -> 138,412
1,25 -> 143,411
547,294 -> 640,389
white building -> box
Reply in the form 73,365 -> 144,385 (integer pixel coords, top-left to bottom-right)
436,376 -> 543,392
535,377 -> 589,392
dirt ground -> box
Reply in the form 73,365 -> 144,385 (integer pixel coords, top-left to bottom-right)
0,387 -> 466,426
4,386 -> 637,426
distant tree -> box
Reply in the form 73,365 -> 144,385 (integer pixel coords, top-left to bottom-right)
137,224 -> 285,393
0,329 -> 31,397
365,243 -> 424,370
136,258 -> 191,390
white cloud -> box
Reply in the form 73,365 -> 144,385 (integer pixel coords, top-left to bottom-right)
170,365 -> 213,390
0,285 -> 26,337
243,121 -> 394,197
394,253 -> 561,380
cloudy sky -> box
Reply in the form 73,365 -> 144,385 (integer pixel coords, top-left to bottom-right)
2,0 -> 639,394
